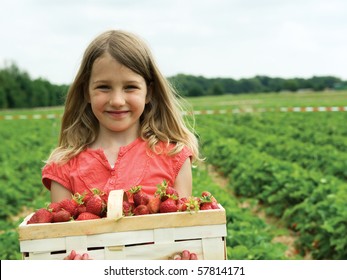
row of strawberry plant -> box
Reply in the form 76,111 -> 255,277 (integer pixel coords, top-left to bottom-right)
192,166 -> 289,260
196,114 -> 347,259
0,120 -> 57,223
0,119 -> 57,259
225,111 -> 347,138
198,117 -> 347,181
218,113 -> 347,152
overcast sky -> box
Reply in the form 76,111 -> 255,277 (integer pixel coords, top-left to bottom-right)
1,0 -> 346,85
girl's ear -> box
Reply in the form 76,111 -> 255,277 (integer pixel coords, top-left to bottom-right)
145,82 -> 153,104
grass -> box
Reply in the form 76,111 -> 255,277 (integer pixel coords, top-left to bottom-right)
0,106 -> 64,116
185,90 -> 347,110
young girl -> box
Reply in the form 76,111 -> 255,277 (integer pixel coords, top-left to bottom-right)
42,30 -> 202,260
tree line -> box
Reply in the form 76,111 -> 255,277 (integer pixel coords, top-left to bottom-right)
169,74 -> 347,97
0,63 -> 68,109
0,63 -> 346,109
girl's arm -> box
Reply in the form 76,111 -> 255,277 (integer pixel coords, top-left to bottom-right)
173,159 -> 199,260
173,158 -> 192,198
50,181 -> 73,202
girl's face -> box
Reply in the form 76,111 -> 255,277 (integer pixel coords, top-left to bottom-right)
88,52 -> 150,137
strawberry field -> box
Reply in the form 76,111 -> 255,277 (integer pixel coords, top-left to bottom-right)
1,90 -> 346,260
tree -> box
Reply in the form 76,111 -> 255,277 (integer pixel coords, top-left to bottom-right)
0,88 -> 7,108
283,79 -> 299,92
209,83 -> 223,95
188,85 -> 204,97
0,62 -> 67,109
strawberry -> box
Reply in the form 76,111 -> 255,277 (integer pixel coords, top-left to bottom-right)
201,191 -> 218,202
27,208 -> 53,224
163,186 -> 178,201
201,191 -> 212,198
82,188 -> 108,204
147,196 -> 161,214
76,212 -> 101,221
72,191 -> 85,203
52,209 -> 72,223
80,191 -> 93,205
47,202 -> 61,212
200,201 -> 219,210
130,186 -> 149,206
85,189 -> 107,216
159,198 -> 178,213
177,197 -> 188,212
86,196 -> 106,216
155,180 -> 178,201
122,201 -> 134,216
200,192 -> 219,210
59,198 -> 79,218
76,204 -> 87,216
133,204 -> 150,216
185,196 -> 201,212
65,192 -> 88,216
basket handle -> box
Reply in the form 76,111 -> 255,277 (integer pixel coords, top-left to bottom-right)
107,190 -> 124,219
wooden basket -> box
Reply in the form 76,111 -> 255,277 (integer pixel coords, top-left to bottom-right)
18,190 -> 227,260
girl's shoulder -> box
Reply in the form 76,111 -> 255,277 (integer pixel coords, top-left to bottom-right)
151,141 -> 192,163
44,148 -> 101,170
156,140 -> 192,154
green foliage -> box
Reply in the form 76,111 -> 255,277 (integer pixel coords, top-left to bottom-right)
0,230 -> 22,260
0,119 -> 57,219
196,111 -> 347,259
0,62 -> 67,109
209,83 -> 224,96
1,92 -> 346,260
169,73 -> 345,97
0,117 -> 58,259
192,166 -> 288,260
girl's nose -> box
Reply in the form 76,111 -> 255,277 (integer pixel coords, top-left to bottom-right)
109,90 -> 126,107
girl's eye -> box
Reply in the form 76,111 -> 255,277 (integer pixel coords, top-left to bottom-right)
125,85 -> 138,91
96,85 -> 110,90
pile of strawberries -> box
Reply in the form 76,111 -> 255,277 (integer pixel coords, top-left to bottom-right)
27,188 -> 107,224
123,180 -> 220,216
26,181 -> 220,224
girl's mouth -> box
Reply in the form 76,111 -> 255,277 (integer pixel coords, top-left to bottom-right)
106,110 -> 129,118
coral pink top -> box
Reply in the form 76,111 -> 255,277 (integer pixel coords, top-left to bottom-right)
42,138 -> 192,198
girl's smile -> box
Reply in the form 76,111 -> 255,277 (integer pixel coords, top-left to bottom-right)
105,109 -> 130,119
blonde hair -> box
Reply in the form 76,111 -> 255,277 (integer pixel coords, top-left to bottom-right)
47,30 -> 202,164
